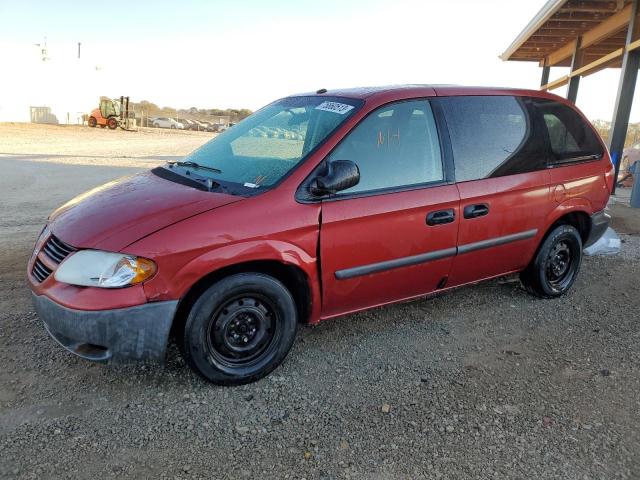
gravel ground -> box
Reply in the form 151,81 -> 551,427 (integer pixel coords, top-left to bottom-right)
1,124 -> 639,479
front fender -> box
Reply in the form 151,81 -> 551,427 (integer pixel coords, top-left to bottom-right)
143,239 -> 323,323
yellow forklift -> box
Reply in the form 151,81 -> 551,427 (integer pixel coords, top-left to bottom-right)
88,96 -> 136,131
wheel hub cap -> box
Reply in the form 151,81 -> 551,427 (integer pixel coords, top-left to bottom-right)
208,296 -> 275,364
547,241 -> 572,283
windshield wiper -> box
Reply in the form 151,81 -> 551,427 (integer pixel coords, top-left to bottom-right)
169,160 -> 222,174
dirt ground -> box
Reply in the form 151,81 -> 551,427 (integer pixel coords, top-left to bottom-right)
0,123 -> 210,252
0,123 -> 639,479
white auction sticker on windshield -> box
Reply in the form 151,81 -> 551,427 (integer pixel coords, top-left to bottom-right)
315,101 -> 354,115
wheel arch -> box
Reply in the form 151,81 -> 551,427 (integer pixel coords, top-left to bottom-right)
545,199 -> 594,244
550,210 -> 591,244
524,200 -> 593,269
170,259 -> 316,340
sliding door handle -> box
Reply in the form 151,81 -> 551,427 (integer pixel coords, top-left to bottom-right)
463,203 -> 489,219
426,209 -> 455,226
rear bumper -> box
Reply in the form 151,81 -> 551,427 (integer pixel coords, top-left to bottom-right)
32,294 -> 178,363
584,209 -> 610,248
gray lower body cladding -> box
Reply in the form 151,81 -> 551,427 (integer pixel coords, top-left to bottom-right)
584,209 -> 610,248
32,293 -> 178,363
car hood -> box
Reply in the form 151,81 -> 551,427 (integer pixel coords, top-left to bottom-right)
49,170 -> 242,252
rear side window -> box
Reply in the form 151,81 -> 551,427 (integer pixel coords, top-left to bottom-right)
533,99 -> 603,164
439,96 -> 547,182
327,99 -> 443,194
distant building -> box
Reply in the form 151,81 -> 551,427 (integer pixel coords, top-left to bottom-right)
0,42 -> 107,124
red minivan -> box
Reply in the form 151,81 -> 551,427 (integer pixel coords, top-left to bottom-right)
28,85 -> 614,385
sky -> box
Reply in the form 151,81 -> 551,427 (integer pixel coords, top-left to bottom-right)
1,0 -> 639,122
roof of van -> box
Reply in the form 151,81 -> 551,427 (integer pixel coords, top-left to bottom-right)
295,84 -> 564,102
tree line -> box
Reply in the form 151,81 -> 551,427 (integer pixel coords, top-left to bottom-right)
104,98 -> 253,122
592,119 -> 640,148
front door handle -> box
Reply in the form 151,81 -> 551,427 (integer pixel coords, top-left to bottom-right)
426,209 -> 455,226
463,203 -> 489,219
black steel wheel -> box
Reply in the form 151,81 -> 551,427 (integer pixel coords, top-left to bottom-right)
107,117 -> 118,130
521,224 -> 582,298
546,240 -> 574,290
179,273 -> 298,385
88,116 -> 97,127
206,294 -> 279,369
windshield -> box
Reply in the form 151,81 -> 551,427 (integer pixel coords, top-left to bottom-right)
176,96 -> 362,190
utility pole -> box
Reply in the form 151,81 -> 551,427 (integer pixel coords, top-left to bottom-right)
77,42 -> 81,59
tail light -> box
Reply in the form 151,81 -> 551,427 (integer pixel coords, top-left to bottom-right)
604,151 -> 615,193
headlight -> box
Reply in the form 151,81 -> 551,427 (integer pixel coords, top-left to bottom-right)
54,250 -> 156,288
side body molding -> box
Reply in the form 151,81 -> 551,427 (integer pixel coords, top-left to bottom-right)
335,229 -> 539,280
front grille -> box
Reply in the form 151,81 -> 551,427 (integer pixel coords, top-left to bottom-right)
42,235 -> 76,264
31,234 -> 77,283
32,258 -> 53,283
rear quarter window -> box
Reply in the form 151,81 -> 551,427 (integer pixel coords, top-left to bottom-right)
532,99 -> 604,164
438,95 -> 547,182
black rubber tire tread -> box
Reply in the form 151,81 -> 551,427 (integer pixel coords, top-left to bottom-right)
520,224 -> 582,299
179,273 -> 298,386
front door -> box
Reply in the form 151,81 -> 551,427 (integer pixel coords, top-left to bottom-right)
318,99 -> 460,319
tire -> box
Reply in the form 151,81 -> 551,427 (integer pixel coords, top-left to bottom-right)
170,125 -> 176,129
88,116 -> 97,127
520,224 -> 583,299
179,273 -> 298,385
107,117 -> 118,130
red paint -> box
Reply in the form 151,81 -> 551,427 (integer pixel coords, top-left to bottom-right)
319,185 -> 459,317
28,86 -> 612,325
48,171 -> 241,251
449,170 -> 552,287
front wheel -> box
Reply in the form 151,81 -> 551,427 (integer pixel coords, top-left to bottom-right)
179,273 -> 298,385
107,117 -> 118,130
520,224 -> 583,298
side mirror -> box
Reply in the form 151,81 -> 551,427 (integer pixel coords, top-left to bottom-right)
310,160 -> 360,196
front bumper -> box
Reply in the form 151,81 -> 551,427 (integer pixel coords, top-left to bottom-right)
32,294 -> 178,363
584,209 -> 611,248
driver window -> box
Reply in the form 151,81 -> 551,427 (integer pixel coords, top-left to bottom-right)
327,100 -> 443,194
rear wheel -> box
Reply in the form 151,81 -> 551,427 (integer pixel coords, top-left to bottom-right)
107,117 -> 118,130
179,273 -> 298,385
520,224 -> 582,298
88,116 -> 97,127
